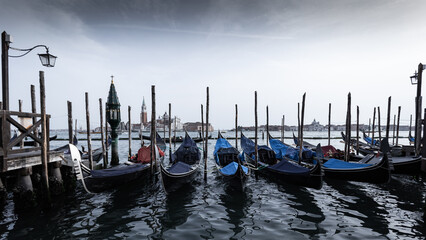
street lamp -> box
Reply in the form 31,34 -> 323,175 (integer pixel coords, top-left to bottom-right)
2,30 -> 57,110
410,71 -> 418,85
106,76 -> 121,165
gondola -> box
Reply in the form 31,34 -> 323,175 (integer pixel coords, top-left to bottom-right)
317,138 -> 391,184
70,143 -> 159,193
242,133 -> 322,189
343,132 -> 421,174
214,132 -> 249,188
160,132 -> 201,194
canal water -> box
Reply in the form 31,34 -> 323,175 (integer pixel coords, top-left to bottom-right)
0,131 -> 425,239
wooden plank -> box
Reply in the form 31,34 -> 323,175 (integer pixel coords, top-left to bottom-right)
3,151 -> 63,172
8,146 -> 42,155
8,111 -> 41,118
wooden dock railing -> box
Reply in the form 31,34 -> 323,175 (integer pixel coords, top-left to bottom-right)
0,110 -> 51,166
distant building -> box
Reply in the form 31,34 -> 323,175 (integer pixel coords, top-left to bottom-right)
183,122 -> 214,132
143,113 -> 183,131
140,97 -> 148,130
305,119 -> 324,131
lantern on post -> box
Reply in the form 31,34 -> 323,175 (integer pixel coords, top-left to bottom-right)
106,76 -> 121,165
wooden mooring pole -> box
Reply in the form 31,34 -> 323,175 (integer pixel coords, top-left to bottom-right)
372,108 -> 376,147
378,106 -> 382,142
393,114 -> 396,145
409,114 -> 413,145
299,93 -> 306,164
31,85 -> 38,147
386,97 -> 391,139
174,116 -> 177,149
85,92 -> 93,170
254,91 -> 258,169
201,104 -> 204,157
298,102 -> 300,144
328,103 -> 331,146
67,101 -> 73,144
396,106 -> 401,146
356,106 -> 360,155
345,93 -> 351,162
151,85 -> 156,173
104,102 -> 109,164
204,87 -> 209,181
99,99 -> 107,168
128,106 -> 131,160
19,99 -> 24,148
235,104 -> 238,149
39,71 -> 50,204
281,115 -> 285,143
266,105 -> 269,147
168,103 -> 172,161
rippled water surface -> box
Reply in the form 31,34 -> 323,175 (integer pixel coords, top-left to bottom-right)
0,131 -> 425,239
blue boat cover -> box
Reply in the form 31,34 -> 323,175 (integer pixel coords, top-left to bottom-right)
240,134 -> 270,156
214,137 -> 237,165
268,159 -> 310,175
269,139 -> 299,161
171,133 -> 201,164
219,161 -> 249,175
90,163 -> 148,178
269,138 -> 315,161
168,161 -> 192,174
323,158 -> 372,169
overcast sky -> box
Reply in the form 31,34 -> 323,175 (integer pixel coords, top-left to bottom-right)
1,0 -> 426,130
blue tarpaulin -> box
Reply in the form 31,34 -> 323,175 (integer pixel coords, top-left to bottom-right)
219,161 -> 249,176
323,158 -> 372,169
269,138 -> 315,162
268,159 -> 310,175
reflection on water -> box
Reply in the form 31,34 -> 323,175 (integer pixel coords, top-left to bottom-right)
323,179 -> 390,238
160,183 -> 196,231
0,131 -> 424,239
219,185 -> 253,239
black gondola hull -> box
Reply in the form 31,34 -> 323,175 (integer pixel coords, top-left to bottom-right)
160,163 -> 200,194
264,161 -> 323,189
84,164 -> 151,192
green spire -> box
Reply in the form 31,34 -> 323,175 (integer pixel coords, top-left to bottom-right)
107,76 -> 120,107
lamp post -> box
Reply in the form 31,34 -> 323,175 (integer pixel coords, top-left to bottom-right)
106,76 -> 121,165
2,31 -> 57,111
410,63 -> 426,156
